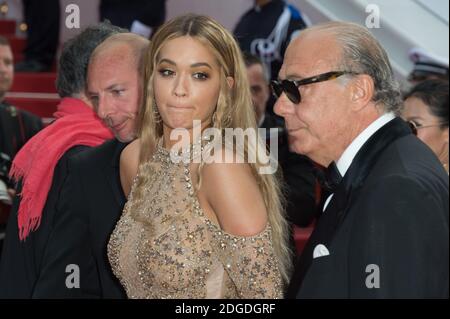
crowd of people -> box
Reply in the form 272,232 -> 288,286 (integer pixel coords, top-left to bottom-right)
0,0 -> 448,299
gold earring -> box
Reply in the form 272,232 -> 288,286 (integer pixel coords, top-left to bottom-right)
153,105 -> 162,123
212,112 -> 218,127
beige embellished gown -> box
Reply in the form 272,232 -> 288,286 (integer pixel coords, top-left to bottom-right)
107,143 -> 283,299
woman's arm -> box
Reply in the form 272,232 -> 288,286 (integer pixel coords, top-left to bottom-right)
201,161 -> 268,236
119,139 -> 140,198
198,160 -> 283,298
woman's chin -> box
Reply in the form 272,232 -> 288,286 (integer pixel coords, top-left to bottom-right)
163,120 -> 193,132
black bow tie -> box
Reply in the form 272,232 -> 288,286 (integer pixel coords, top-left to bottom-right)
315,162 -> 343,193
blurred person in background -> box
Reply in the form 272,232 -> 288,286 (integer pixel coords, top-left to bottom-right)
100,0 -> 166,38
234,0 -> 308,82
15,0 -> 60,72
403,79 -> 449,174
407,48 -> 449,85
1,35 -> 42,253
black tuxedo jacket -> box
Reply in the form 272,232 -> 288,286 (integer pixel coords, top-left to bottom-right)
0,139 -> 127,298
286,117 -> 449,298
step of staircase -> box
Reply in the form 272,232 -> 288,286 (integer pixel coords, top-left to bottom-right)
11,72 -> 57,93
3,35 -> 57,71
4,35 -> 25,55
0,20 -> 16,36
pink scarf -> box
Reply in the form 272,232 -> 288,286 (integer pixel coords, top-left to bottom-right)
9,98 -> 114,240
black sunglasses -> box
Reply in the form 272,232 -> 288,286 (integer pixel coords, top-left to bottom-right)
271,71 -> 359,104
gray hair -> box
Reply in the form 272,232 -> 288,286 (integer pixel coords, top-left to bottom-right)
56,21 -> 127,98
306,21 -> 403,114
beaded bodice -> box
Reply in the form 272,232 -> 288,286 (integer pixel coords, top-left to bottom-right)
107,142 -> 283,299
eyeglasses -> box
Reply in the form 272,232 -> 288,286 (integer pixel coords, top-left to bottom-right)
407,120 -> 448,136
270,71 -> 359,104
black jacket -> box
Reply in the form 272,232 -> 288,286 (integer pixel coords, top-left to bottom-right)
0,139 -> 127,298
0,101 -> 43,161
287,117 -> 449,298
1,102 -> 43,246
234,0 -> 307,80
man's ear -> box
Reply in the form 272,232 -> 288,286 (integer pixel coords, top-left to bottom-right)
349,74 -> 374,111
226,76 -> 234,89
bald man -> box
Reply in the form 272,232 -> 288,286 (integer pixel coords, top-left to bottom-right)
0,33 -> 149,298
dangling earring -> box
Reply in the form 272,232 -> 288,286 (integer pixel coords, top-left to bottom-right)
226,114 -> 232,125
153,104 -> 162,123
211,111 -> 218,127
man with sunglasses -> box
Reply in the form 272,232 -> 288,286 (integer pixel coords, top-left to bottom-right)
274,21 -> 449,298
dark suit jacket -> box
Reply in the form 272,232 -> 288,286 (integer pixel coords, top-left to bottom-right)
287,117 -> 449,298
0,139 -> 127,298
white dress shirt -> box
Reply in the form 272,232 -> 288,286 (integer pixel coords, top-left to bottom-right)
323,112 -> 396,211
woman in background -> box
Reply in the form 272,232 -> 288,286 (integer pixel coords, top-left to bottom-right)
403,79 -> 449,173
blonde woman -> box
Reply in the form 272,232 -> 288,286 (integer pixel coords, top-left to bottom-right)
108,14 -> 291,298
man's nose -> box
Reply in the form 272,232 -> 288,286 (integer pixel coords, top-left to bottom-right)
273,94 -> 295,118
97,96 -> 113,119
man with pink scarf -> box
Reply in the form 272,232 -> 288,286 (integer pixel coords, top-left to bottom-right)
0,22 -> 129,298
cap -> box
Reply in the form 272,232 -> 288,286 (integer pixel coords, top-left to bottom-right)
408,47 -> 449,81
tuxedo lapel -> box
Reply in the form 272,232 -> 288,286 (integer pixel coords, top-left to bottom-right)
285,192 -> 342,297
344,117 -> 412,187
103,141 -> 127,208
287,117 -> 413,298
336,117 -> 412,223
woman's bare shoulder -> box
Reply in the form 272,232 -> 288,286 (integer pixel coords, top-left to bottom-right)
201,159 -> 268,237
120,139 -> 141,197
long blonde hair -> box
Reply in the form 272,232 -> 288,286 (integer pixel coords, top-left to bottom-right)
136,14 -> 292,283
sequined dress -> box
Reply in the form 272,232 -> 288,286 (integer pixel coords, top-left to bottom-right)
107,142 -> 283,298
